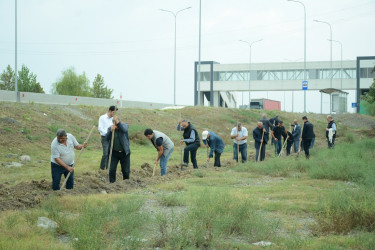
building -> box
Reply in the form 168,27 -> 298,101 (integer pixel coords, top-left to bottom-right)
194,58 -> 375,113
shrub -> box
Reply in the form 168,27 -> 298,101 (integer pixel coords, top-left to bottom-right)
315,188 -> 375,234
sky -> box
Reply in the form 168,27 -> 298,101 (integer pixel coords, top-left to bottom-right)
0,0 -> 374,112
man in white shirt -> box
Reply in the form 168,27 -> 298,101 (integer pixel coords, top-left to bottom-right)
98,105 -> 117,170
230,122 -> 248,163
51,129 -> 87,190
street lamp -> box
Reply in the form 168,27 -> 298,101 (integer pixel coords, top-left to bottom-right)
160,6 -> 192,106
239,39 -> 263,109
329,39 -> 343,90
197,0 -> 202,106
287,0 -> 306,113
314,19 -> 332,113
15,0 -> 18,102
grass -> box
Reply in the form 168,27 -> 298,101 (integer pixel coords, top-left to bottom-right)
1,102 -> 375,248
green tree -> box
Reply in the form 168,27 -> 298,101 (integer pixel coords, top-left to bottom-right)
17,65 -> 45,93
52,67 -> 91,97
362,66 -> 375,104
91,74 -> 113,99
0,65 -> 15,90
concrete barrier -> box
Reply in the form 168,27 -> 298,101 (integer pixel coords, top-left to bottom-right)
0,90 -> 172,109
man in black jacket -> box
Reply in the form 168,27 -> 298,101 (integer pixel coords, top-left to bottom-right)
177,119 -> 201,169
271,120 -> 286,155
253,122 -> 268,162
105,116 -> 131,183
301,116 -> 314,159
260,114 -> 274,133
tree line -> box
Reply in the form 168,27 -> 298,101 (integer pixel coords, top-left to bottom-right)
0,65 -> 113,99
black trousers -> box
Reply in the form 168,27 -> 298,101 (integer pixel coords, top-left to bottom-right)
214,151 -> 221,167
286,141 -> 293,155
184,143 -> 200,168
51,162 -> 74,190
109,150 -> 130,183
303,139 -> 312,158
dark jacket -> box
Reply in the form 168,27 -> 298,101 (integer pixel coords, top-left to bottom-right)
260,118 -> 274,132
285,131 -> 294,142
272,125 -> 286,141
105,122 -> 130,155
291,124 -> 301,141
180,122 -> 201,146
302,121 -> 314,140
269,117 -> 279,127
326,120 -> 336,139
203,131 -> 225,158
253,126 -> 269,149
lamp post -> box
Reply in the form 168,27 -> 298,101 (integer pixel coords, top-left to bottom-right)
287,0 -> 306,113
15,0 -> 18,102
160,7 -> 192,106
329,39 -> 343,90
239,39 -> 263,109
197,0 -> 202,106
314,19 -> 332,113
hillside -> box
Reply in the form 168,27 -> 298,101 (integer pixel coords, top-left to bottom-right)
1,102 -> 375,249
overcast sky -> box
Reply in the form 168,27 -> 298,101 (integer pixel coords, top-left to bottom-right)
0,0 -> 374,112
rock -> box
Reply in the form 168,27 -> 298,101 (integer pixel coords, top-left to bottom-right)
43,113 -> 47,116
101,190 -> 107,194
252,241 -> 272,246
0,117 -> 22,126
1,162 -> 12,166
4,162 -> 23,168
6,153 -> 19,158
20,155 -> 31,161
37,217 -> 58,230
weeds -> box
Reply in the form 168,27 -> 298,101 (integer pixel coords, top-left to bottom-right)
157,193 -> 185,207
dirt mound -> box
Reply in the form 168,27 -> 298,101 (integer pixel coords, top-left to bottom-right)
0,162 -> 219,211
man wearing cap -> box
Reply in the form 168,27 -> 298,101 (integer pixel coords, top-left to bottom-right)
230,122 -> 248,163
105,116 -> 131,182
253,122 -> 268,162
177,119 -> 201,169
50,129 -> 88,190
301,116 -> 315,159
144,128 -> 174,176
98,105 -> 117,170
271,121 -> 286,155
202,130 -> 225,167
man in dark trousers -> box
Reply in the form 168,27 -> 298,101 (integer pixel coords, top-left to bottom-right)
284,129 -> 294,156
291,119 -> 301,152
271,120 -> 286,155
269,115 -> 279,145
253,122 -> 269,162
202,130 -> 225,167
326,115 -> 337,148
105,116 -> 131,183
301,116 -> 314,159
177,119 -> 201,169
260,114 -> 274,133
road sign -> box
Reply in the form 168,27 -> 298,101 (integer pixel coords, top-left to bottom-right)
352,103 -> 357,108
302,81 -> 308,90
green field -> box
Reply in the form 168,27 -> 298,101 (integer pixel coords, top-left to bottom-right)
1,102 -> 375,249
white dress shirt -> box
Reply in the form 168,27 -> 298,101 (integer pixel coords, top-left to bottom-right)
98,114 -> 113,136
231,127 -> 248,145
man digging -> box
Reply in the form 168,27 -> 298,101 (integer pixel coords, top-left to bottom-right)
50,129 -> 87,191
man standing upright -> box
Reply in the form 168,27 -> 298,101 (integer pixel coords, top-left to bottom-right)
301,116 -> 315,159
271,121 -> 286,155
105,116 -> 131,183
253,122 -> 268,162
50,129 -> 88,190
177,119 -> 201,169
269,115 -> 279,145
231,122 -> 248,163
291,119 -> 301,152
202,130 -> 225,167
326,115 -> 337,148
98,106 -> 117,170
144,128 -> 174,176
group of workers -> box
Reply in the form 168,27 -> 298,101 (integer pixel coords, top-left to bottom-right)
50,105 -> 337,190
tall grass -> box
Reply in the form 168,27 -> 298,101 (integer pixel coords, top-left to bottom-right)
154,188 -> 279,248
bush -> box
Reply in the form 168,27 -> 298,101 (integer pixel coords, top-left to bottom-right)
315,188 -> 375,234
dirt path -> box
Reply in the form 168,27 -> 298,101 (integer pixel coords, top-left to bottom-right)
0,161 -> 235,211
